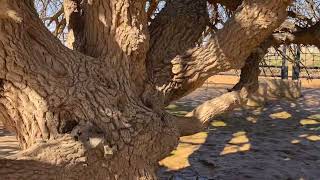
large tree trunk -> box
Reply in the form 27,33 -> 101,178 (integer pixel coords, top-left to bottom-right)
0,1 -> 178,179
0,0 -> 291,179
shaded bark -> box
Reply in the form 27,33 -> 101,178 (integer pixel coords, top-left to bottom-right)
175,20 -> 320,136
177,45 -> 267,136
0,0 -> 294,179
146,0 -> 209,106
149,0 -> 291,104
209,0 -> 243,11
272,21 -> 320,48
0,0 -> 178,179
65,0 -> 150,92
64,0 -> 84,50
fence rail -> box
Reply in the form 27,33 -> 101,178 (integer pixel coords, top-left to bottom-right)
219,45 -> 320,79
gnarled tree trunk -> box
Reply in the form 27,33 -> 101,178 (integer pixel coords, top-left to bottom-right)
0,0 -> 291,179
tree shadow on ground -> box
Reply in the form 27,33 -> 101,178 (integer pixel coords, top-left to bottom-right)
0,125 -> 20,158
158,88 -> 320,180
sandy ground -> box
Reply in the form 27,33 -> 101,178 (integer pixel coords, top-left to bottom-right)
0,123 -> 20,158
208,75 -> 320,89
158,86 -> 320,180
0,77 -> 320,179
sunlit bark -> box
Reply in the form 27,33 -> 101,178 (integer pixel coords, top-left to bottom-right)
0,0 -> 297,179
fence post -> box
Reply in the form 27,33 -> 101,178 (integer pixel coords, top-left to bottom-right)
292,45 -> 301,80
281,46 -> 289,79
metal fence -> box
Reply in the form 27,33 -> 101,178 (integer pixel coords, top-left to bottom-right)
220,45 -> 320,79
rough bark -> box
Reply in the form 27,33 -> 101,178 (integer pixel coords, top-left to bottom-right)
209,0 -> 243,11
0,0 -> 293,179
176,20 -> 320,136
272,21 -> 320,48
65,0 -> 150,93
148,0 -> 291,105
146,0 -> 209,106
0,0 -> 178,179
64,0 -> 83,50
178,43 -> 269,136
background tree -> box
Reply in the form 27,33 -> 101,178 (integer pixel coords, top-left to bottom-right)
0,0 -> 319,179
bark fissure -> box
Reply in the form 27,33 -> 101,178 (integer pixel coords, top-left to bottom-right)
0,0 -> 297,179
0,0 -> 179,178
148,0 -> 291,105
65,0 -> 150,91
177,43 -> 269,136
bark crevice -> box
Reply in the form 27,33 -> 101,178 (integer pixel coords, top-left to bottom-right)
148,0 -> 291,105
176,41 -> 270,136
0,0 -> 296,179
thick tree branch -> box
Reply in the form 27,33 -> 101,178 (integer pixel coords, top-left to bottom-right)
4,0 -> 320,178
65,0 -> 150,90
66,0 -> 149,60
152,0 -> 291,105
208,0 -> 243,11
64,0 -> 83,49
147,0 -> 209,84
177,44 -> 268,136
147,0 -> 160,21
0,0 -> 94,148
175,19 -> 320,136
272,21 -> 320,48
0,2 -> 180,178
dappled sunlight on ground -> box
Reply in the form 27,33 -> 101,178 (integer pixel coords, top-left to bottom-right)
0,85 -> 319,179
158,87 -> 320,179
246,116 -> 259,123
291,139 -> 301,144
166,104 -> 190,116
220,143 -> 251,156
308,114 -> 320,120
159,132 -> 208,171
228,131 -> 249,144
220,131 -> 251,155
179,132 -> 208,145
159,144 -> 200,171
300,119 -> 320,125
211,121 -> 227,127
306,135 -> 320,141
0,124 -> 20,158
269,111 -> 292,120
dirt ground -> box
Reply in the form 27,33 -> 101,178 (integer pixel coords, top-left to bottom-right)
158,83 -> 320,180
0,76 -> 320,179
208,75 -> 320,89
0,123 -> 20,158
